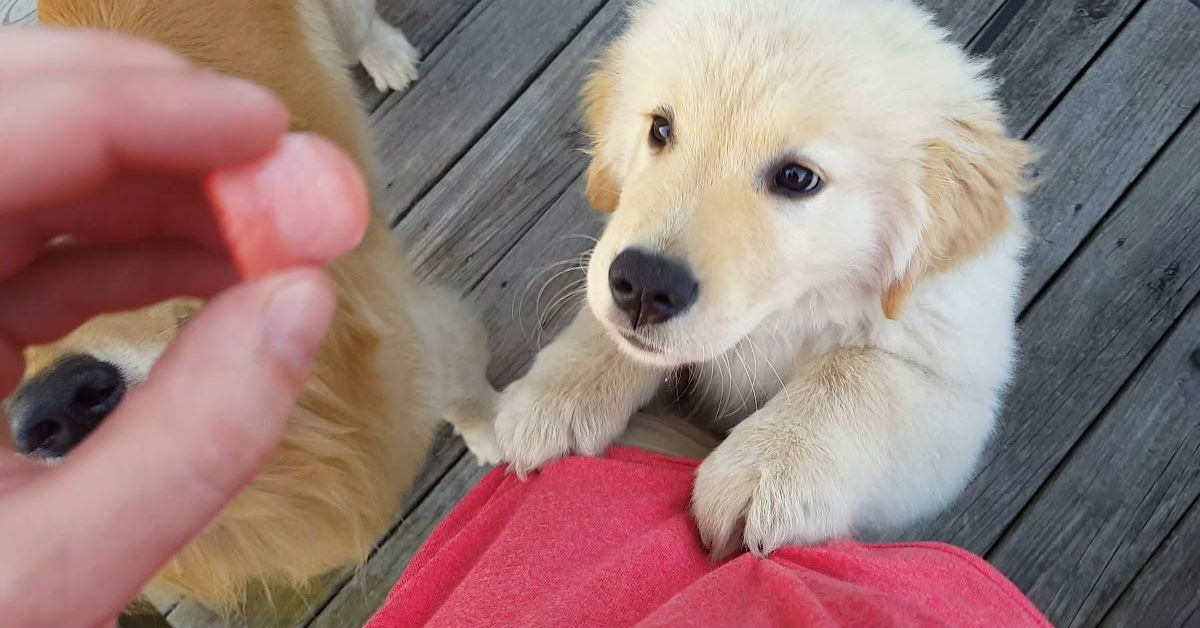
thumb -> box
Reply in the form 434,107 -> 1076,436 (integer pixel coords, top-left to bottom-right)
0,268 -> 335,628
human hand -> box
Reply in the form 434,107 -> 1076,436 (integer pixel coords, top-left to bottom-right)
0,28 -> 368,627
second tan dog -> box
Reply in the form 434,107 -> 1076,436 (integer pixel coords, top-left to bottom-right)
5,0 -> 499,613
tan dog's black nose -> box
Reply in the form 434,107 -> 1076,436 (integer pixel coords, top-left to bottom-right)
608,249 -> 699,328
6,355 -> 126,459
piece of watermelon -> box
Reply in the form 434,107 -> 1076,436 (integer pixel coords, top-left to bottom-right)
204,133 -> 369,279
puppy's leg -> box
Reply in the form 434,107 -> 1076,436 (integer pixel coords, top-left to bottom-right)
409,285 -> 501,465
692,347 -> 997,558
496,310 -> 667,475
323,0 -> 419,92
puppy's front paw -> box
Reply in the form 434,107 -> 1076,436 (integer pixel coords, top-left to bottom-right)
495,375 -> 627,476
360,20 -> 420,93
458,422 -> 502,466
692,423 -> 855,559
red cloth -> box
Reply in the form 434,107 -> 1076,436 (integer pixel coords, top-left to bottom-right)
366,447 -> 1051,628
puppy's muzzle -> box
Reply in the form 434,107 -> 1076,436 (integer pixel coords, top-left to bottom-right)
6,355 -> 126,459
608,248 -> 699,329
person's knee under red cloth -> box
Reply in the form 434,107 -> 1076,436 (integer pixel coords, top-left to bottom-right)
365,447 -> 1051,628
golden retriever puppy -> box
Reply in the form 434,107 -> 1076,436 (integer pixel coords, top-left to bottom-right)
5,0 -> 498,612
496,0 -> 1031,558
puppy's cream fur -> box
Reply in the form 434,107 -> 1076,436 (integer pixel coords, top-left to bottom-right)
497,0 -> 1031,557
21,0 -> 496,611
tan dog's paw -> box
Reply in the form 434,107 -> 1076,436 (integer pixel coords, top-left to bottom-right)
360,18 -> 420,93
692,422 -> 856,560
495,375 -> 626,476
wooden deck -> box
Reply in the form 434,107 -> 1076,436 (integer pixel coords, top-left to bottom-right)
5,0 -> 1200,626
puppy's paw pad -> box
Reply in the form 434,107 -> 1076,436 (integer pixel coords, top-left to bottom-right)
360,19 -> 420,93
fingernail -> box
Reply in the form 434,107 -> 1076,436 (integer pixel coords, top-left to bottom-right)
265,134 -> 369,259
263,273 -> 335,378
206,134 -> 370,278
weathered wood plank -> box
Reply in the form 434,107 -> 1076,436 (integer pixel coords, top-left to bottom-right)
918,0 -> 1006,44
0,0 -> 34,25
913,106 -> 1200,558
371,0 -> 608,225
472,176 -> 601,386
166,574 -> 347,628
1100,491 -> 1200,628
395,0 -> 626,287
1019,0 -> 1200,305
986,0 -> 1144,137
354,0 -> 484,109
307,454 -> 492,628
986,155 -> 1200,628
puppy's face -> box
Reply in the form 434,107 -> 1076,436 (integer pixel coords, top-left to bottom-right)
583,0 -> 1028,366
3,299 -> 199,458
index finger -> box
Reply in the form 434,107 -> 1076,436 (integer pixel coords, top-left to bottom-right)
0,27 -> 189,81
0,67 -> 288,214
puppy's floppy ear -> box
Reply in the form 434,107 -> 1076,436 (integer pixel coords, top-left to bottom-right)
884,117 -> 1031,319
585,158 -> 621,214
581,51 -> 621,213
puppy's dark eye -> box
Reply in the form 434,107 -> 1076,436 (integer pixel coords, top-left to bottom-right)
773,164 -> 821,196
649,115 -> 672,148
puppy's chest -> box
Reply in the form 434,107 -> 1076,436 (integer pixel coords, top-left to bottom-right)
659,332 -> 816,433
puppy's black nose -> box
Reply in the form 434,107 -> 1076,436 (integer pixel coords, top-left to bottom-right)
7,355 -> 125,458
608,249 -> 699,328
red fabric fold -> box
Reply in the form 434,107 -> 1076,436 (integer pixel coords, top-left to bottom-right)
366,447 -> 1051,628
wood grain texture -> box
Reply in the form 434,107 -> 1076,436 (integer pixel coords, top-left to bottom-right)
0,0 -> 35,25
472,175 -> 601,386
983,117 -> 1200,628
370,0 -> 608,225
306,454 -> 492,628
395,0 -> 626,287
986,0 -> 1145,137
1101,490 -> 1200,628
1020,0 -> 1200,306
917,0 -> 1007,43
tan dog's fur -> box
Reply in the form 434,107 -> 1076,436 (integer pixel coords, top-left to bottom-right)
498,0 -> 1032,557
19,0 -> 498,612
